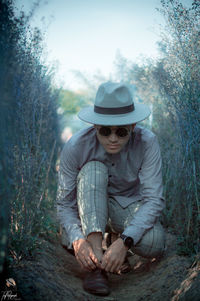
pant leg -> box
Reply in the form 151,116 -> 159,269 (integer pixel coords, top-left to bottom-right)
108,197 -> 166,258
133,221 -> 165,258
76,161 -> 109,238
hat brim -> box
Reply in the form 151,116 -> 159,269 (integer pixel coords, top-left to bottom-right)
78,103 -> 151,125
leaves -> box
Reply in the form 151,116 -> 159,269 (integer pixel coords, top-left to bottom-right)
113,0 -> 200,255
0,0 -> 60,264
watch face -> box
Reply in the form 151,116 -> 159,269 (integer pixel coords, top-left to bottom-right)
120,234 -> 134,249
124,237 -> 133,249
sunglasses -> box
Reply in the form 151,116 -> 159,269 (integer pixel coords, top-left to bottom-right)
97,126 -> 130,138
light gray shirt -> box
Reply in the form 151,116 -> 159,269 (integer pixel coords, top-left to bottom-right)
56,125 -> 165,248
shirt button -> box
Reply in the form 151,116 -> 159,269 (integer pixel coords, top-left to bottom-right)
109,175 -> 112,177
108,184 -> 111,187
112,163 -> 115,166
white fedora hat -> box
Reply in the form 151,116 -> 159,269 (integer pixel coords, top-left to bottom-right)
78,82 -> 151,125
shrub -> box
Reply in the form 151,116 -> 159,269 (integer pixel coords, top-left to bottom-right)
113,0 -> 200,255
0,0 -> 60,267
152,0 -> 200,255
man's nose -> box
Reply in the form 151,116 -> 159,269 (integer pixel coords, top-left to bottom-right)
108,132 -> 118,142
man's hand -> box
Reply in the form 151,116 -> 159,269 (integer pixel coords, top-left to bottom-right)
101,238 -> 128,273
73,238 -> 100,271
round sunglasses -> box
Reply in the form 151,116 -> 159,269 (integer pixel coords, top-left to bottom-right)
97,126 -> 130,138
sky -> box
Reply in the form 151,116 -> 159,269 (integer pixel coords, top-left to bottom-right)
14,0 -> 192,91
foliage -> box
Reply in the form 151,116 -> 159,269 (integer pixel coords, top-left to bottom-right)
0,0 -> 60,267
153,0 -> 200,255
114,0 -> 200,255
58,89 -> 90,115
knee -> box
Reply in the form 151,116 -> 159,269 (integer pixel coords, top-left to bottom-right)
77,160 -> 108,184
133,223 -> 166,258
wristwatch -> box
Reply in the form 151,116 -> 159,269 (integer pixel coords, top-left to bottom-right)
120,234 -> 134,249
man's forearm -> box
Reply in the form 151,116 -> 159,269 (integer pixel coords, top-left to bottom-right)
123,197 -> 165,245
57,195 -> 85,248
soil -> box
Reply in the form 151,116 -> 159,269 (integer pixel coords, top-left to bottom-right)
2,218 -> 200,301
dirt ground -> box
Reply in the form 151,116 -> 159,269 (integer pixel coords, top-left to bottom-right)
3,226 -> 200,301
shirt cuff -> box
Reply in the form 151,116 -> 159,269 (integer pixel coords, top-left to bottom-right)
123,225 -> 146,245
63,225 -> 85,249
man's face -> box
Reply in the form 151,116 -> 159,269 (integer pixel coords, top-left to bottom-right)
95,124 -> 136,154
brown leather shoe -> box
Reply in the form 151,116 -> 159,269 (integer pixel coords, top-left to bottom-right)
83,268 -> 110,296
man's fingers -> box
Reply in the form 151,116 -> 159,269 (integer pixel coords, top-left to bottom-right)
101,252 -> 124,273
109,262 -> 118,273
76,257 -> 86,270
75,253 -> 89,269
80,257 -> 93,270
76,252 -> 97,270
90,253 -> 99,265
87,247 -> 101,268
101,259 -> 106,270
101,251 -> 109,269
101,251 -> 114,271
110,261 -> 119,273
104,257 -> 114,272
87,257 -> 97,270
74,239 -> 104,271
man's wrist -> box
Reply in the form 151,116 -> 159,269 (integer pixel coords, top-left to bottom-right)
116,237 -> 129,252
72,238 -> 86,247
119,234 -> 134,250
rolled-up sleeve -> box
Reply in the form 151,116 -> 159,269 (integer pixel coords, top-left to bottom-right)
56,143 -> 84,248
123,135 -> 165,245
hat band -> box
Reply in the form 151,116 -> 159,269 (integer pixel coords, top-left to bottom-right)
94,104 -> 134,115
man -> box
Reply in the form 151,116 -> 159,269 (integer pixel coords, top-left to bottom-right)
56,82 -> 165,296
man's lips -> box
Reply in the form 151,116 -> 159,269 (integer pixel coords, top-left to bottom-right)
107,144 -> 120,149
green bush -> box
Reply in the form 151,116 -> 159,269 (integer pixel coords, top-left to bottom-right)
113,0 -> 200,255
0,0 -> 60,267
152,0 -> 200,255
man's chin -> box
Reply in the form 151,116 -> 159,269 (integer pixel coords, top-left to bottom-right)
105,147 -> 121,154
